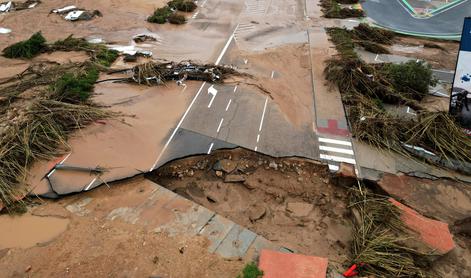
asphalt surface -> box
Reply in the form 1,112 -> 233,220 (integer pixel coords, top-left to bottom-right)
362,0 -> 471,36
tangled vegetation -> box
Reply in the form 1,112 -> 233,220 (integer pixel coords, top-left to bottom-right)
349,184 -> 431,277
320,0 -> 364,18
0,33 -> 120,212
2,32 -> 46,59
168,0 -> 197,12
148,6 -> 173,24
2,33 -> 119,67
325,24 -> 471,170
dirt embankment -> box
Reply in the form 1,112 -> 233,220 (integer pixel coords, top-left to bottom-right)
148,148 -> 353,265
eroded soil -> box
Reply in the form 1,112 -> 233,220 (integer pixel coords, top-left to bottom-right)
148,148 -> 352,266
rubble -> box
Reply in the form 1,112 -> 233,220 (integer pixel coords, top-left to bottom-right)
108,61 -> 243,85
51,5 -> 102,21
0,0 -> 39,13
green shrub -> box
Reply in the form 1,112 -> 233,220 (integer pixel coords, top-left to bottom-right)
168,0 -> 197,12
382,60 -> 435,100
148,6 -> 173,24
2,32 -> 46,59
168,13 -> 186,25
52,67 -> 99,104
237,262 -> 263,278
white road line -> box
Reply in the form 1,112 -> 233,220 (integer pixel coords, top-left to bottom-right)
217,118 -> 224,133
149,26 -> 238,171
215,24 -> 238,65
320,154 -> 356,165
256,134 -> 260,143
319,137 -> 352,146
85,177 -> 98,191
207,85 -> 218,108
225,99 -> 232,111
233,85 -> 238,93
254,146 -> 258,151
47,153 -> 72,178
270,70 -> 275,79
328,164 -> 339,171
320,145 -> 354,155
149,82 -> 206,171
258,97 -> 268,132
207,142 -> 214,154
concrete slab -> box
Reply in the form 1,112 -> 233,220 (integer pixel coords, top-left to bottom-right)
259,249 -> 328,278
199,214 -> 235,253
389,198 -> 455,255
214,224 -> 257,259
154,204 -> 215,236
244,236 -> 280,261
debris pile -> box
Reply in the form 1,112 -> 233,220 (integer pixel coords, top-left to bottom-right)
0,0 -> 39,13
325,25 -> 471,172
320,0 -> 364,19
113,61 -> 243,85
148,0 -> 197,24
0,34 -> 121,211
327,24 -> 395,55
349,183 -> 432,277
51,5 -> 102,21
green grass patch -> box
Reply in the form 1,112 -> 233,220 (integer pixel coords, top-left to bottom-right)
51,67 -> 100,104
94,46 -> 119,67
2,32 -> 46,59
237,262 -> 263,278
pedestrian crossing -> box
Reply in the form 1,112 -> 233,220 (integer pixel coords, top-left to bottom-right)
244,0 -> 267,15
234,22 -> 256,41
318,137 -> 356,172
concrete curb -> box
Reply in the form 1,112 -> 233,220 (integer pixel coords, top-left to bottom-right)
400,0 -> 467,17
370,22 -> 461,40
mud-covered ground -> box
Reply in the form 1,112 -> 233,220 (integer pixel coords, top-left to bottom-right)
0,177 -> 245,277
391,36 -> 460,70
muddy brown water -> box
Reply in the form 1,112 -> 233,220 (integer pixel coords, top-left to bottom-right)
0,214 -> 69,249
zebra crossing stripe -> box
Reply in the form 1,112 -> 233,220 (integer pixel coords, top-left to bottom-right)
320,154 -> 356,165
328,164 -> 339,171
319,145 -> 354,155
319,137 -> 352,146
